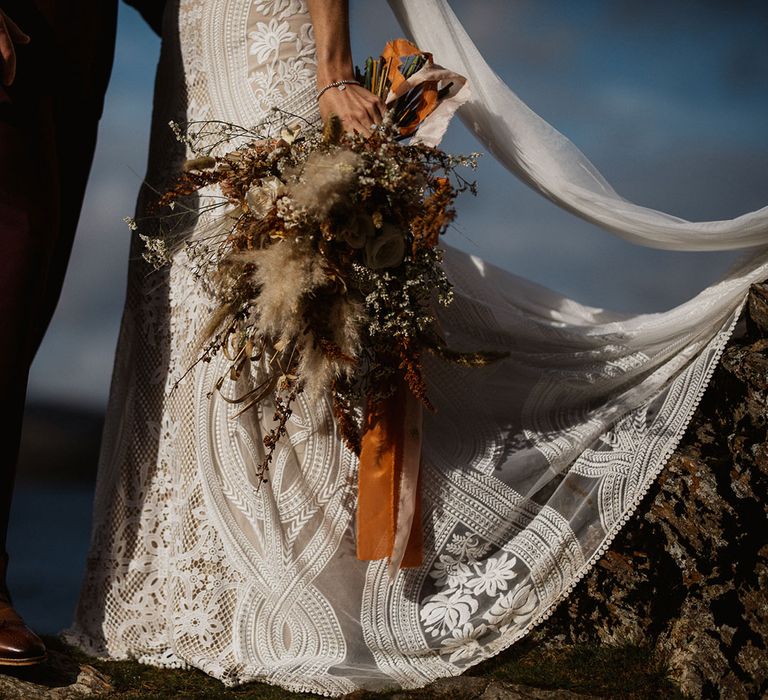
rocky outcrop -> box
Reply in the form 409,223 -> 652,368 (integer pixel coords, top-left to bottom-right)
537,283 -> 768,699
0,649 -> 112,699
388,677 -> 599,699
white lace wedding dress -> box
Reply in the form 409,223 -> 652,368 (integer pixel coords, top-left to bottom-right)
64,0 -> 768,695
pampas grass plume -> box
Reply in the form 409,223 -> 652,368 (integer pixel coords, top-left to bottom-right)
288,149 -> 361,219
240,241 -> 328,344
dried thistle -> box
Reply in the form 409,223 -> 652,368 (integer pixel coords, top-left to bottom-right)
322,113 -> 344,145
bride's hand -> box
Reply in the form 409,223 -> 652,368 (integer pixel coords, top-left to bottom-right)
318,82 -> 386,138
0,9 -> 30,86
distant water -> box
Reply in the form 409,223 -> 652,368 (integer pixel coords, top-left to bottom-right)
6,485 -> 95,635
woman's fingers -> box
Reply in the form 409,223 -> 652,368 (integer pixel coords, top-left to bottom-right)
338,102 -> 370,137
369,94 -> 387,123
350,97 -> 384,136
360,92 -> 385,126
319,84 -> 388,137
347,117 -> 371,138
0,12 -> 30,86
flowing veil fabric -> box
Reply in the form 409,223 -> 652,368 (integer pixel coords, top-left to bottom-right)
65,1 -> 768,696
390,0 -> 768,252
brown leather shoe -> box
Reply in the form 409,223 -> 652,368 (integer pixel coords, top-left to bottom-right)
0,602 -> 47,666
0,554 -> 46,667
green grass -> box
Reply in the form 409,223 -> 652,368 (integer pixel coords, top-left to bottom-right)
41,635 -> 686,699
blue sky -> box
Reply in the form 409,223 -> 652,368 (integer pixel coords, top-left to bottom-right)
27,1 -> 768,407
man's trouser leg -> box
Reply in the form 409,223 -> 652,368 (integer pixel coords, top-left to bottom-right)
0,0 -> 116,664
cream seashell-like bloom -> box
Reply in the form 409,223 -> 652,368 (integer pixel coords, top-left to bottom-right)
365,223 -> 406,269
245,176 -> 287,218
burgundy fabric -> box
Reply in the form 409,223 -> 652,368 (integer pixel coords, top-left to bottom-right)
0,1 -> 137,552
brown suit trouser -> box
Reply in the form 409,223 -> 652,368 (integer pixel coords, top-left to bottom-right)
0,1 -> 118,555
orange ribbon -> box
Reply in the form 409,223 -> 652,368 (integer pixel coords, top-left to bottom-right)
356,381 -> 423,575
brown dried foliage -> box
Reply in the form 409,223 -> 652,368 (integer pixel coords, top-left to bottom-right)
332,388 -> 363,455
398,344 -> 434,412
411,176 -> 456,254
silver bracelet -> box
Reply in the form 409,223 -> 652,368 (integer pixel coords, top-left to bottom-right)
317,79 -> 360,101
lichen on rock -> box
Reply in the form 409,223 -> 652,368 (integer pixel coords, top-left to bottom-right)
536,282 -> 768,699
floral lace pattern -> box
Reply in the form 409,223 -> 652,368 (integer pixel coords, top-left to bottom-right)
64,0 -> 763,696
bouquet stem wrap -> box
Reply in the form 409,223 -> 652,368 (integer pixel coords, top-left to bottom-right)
381,38 -> 470,146
356,381 -> 424,577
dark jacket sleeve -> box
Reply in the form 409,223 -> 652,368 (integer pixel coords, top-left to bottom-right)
122,0 -> 166,36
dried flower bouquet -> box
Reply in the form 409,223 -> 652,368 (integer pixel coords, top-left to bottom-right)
134,41 -> 503,486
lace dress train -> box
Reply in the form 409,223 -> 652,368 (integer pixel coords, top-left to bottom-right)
64,0 -> 768,695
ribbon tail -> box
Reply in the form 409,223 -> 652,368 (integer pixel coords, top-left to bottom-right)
356,392 -> 400,563
357,382 -> 425,578
387,392 -> 423,579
